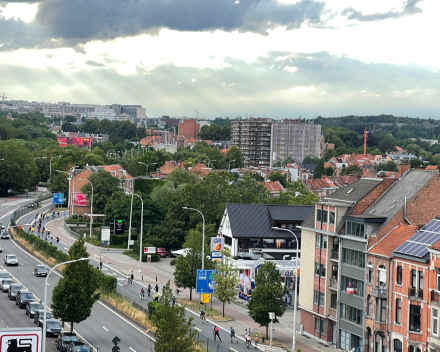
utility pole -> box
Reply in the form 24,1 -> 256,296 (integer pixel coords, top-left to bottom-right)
1,92 -> 7,112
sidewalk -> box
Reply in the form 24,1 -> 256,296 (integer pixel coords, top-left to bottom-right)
47,218 -> 339,352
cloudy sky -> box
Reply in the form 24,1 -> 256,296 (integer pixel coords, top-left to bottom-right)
0,0 -> 438,119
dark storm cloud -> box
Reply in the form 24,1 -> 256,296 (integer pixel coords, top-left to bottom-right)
0,0 -> 326,50
342,0 -> 424,22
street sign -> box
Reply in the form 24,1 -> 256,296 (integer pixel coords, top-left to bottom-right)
0,327 -> 42,352
112,336 -> 121,345
53,193 -> 65,204
196,269 -> 218,294
114,220 -> 125,235
201,294 -> 210,303
102,227 -> 111,242
112,346 -> 120,352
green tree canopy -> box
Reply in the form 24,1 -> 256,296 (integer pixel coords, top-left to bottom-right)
269,171 -> 287,188
166,167 -> 199,187
213,250 -> 239,317
225,145 -> 244,168
340,164 -> 362,175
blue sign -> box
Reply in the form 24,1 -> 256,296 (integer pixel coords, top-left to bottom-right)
53,193 -> 65,204
196,269 -> 218,294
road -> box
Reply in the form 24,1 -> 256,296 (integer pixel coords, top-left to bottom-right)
0,199 -> 156,352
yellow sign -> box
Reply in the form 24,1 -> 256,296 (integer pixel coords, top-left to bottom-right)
201,294 -> 210,303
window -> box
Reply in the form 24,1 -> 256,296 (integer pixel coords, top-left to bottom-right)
397,266 -> 402,285
340,330 -> 351,351
368,266 -> 373,283
341,276 -> 364,297
330,212 -> 335,225
346,221 -> 365,238
379,267 -> 387,287
342,249 -> 365,268
437,269 -> 440,291
317,209 -> 328,223
331,265 -> 338,279
380,299 -> 387,322
315,234 -> 327,249
313,290 -> 325,307
396,299 -> 401,324
367,295 -> 372,316
315,263 -> 326,277
340,303 -> 363,325
250,239 -> 261,248
323,236 -> 327,249
394,340 -> 402,352
332,237 -> 339,251
409,305 -> 421,332
315,318 -> 327,335
412,269 -> 417,288
331,294 -> 337,309
419,271 -> 424,289
433,308 -> 439,336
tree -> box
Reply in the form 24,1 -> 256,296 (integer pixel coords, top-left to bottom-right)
51,239 -> 100,332
302,155 -> 320,164
213,250 -> 239,317
377,160 -> 398,172
225,145 -> 244,168
340,164 -> 362,175
313,160 -> 325,179
406,144 -> 422,157
150,182 -> 183,203
152,282 -> 199,352
166,168 -> 199,187
174,227 -> 215,300
248,261 -> 286,338
269,171 -> 287,188
324,166 -> 335,175
378,136 -> 397,153
81,170 -> 122,213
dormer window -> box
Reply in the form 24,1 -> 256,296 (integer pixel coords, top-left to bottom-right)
346,221 -> 365,238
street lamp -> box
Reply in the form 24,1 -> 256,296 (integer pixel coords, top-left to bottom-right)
119,187 -> 133,251
228,159 -> 235,170
138,162 -> 156,177
50,156 -> 62,181
57,166 -> 78,216
79,178 -> 93,237
120,187 -> 143,272
34,156 -> 47,161
182,207 -> 205,270
42,257 -> 88,352
272,226 -> 299,352
207,160 -> 216,168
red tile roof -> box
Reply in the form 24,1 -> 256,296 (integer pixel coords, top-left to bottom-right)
258,181 -> 284,192
369,224 -> 417,257
395,146 -> 404,152
426,165 -> 438,170
101,165 -> 133,179
431,240 -> 440,251
190,163 -> 211,178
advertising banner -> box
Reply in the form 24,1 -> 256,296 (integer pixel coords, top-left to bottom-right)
72,192 -> 88,206
144,247 -> 156,254
0,327 -> 42,352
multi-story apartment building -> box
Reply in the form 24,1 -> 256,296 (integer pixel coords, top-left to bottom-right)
231,118 -> 272,168
178,119 -> 200,139
270,119 -> 321,166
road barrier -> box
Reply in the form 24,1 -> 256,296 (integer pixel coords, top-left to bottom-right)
63,221 -> 81,239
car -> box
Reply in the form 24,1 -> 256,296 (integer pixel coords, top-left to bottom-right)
8,284 -> 23,300
0,244 -> 2,252
1,278 -> 14,292
27,203 -> 35,208
167,249 -> 177,258
16,289 -> 34,308
0,270 -> 11,280
0,230 -> 9,239
67,341 -> 90,352
156,247 -> 167,258
0,222 -> 4,230
57,332 -> 79,352
26,302 -> 44,317
33,265 -> 49,277
4,254 -> 18,266
43,318 -> 63,336
34,309 -> 52,325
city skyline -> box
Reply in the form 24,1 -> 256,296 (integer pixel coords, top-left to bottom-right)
1,0 -> 439,119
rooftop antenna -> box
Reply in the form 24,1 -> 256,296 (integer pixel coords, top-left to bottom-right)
1,92 -> 7,112
194,110 -> 198,119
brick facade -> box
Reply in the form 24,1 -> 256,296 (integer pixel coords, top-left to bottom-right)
178,119 -> 200,139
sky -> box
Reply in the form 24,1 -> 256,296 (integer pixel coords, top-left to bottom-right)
0,0 -> 439,119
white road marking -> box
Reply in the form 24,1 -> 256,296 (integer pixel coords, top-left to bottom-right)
118,283 -> 123,286
195,327 -> 201,332
129,347 -> 136,352
47,283 -> 50,286
116,278 -> 125,281
20,263 -> 23,266
64,248 -> 68,250
102,326 -> 108,331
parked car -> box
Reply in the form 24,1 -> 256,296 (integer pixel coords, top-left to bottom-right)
67,341 -> 90,352
0,278 -> 14,292
0,222 -> 4,230
33,265 -> 49,277
156,247 -> 167,258
0,230 -> 9,239
26,302 -> 44,317
43,319 -> 63,336
4,254 -> 18,266
34,309 -> 52,325
57,332 -> 79,352
0,270 -> 11,280
8,284 -> 23,300
16,290 -> 34,308
167,249 -> 177,258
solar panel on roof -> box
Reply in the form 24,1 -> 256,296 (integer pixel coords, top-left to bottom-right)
426,233 -> 440,245
414,246 -> 428,257
410,232 -> 424,242
432,223 -> 440,233
409,243 -> 425,256
423,220 -> 438,231
395,241 -> 414,253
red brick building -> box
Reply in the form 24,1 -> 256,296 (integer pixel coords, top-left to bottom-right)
178,119 -> 200,139
428,237 -> 440,352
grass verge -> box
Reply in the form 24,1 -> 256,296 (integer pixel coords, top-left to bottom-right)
250,331 -> 287,348
177,297 -> 232,321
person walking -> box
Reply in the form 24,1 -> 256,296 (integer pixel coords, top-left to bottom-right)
50,237 -> 53,245
99,259 -> 103,270
172,295 -> 176,306
130,271 -> 134,284
230,327 -> 238,344
125,274 -> 130,286
147,285 -> 151,297
155,284 -> 159,293
56,237 -> 59,245
200,309 -> 206,323
213,326 -> 222,342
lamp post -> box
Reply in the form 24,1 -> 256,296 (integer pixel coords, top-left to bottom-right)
49,156 -> 61,181
79,179 -> 93,237
42,257 -> 88,352
119,187 -> 134,251
182,207 -> 205,269
228,160 -> 235,170
138,162 -> 156,177
273,227 -> 299,352
207,160 -> 216,168
120,187 -> 143,272
57,166 -> 78,216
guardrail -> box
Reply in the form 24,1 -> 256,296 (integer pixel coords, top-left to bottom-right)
63,221 -> 80,239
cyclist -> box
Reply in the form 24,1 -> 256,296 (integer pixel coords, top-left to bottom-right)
200,309 -> 206,323
245,332 -> 251,348
153,292 -> 159,302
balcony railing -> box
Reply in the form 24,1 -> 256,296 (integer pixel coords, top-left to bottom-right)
330,250 -> 339,260
431,290 -> 440,304
329,308 -> 337,320
330,277 -> 338,290
374,321 -> 387,332
408,287 -> 424,300
372,287 -> 387,298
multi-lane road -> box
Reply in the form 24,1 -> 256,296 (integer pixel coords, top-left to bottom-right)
1,197 -> 252,352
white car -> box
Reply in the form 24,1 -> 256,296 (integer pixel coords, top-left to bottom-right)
0,244 -> 2,253
4,254 -> 18,266
0,230 -> 9,239
0,222 -> 4,230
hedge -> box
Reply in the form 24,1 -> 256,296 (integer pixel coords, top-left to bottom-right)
142,254 -> 161,262
134,178 -> 165,195
22,233 -> 69,263
147,301 -> 160,319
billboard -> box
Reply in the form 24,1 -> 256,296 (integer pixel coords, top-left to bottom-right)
101,227 -> 111,242
196,269 -> 218,294
144,247 -> 156,254
0,327 -> 42,352
210,237 -> 224,252
114,220 -> 125,235
72,192 -> 88,206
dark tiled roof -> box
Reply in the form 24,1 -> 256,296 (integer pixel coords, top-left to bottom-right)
268,205 -> 314,221
226,204 -> 313,239
320,178 -> 383,203
300,209 -> 316,229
